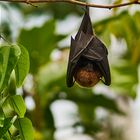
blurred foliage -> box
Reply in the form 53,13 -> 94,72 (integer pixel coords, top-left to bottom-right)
7,2 -> 83,19
0,0 -> 140,140
94,11 -> 140,97
18,20 -> 66,74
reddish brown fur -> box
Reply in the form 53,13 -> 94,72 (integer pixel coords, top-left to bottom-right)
74,67 -> 101,87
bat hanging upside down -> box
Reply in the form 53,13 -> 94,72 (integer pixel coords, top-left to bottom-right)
66,7 -> 111,88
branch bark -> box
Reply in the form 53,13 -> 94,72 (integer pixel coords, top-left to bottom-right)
1,0 -> 140,9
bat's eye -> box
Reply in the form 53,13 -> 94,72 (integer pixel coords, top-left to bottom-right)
74,63 -> 102,87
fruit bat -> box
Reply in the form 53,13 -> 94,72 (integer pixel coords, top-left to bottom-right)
66,7 -> 111,88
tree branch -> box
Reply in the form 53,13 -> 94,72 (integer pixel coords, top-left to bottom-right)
1,0 -> 140,9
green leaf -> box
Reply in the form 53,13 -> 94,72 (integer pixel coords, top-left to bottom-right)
0,45 -> 21,93
7,77 -> 16,96
14,117 -> 34,140
9,95 -> 26,118
2,97 -> 14,118
2,95 -> 26,118
15,44 -> 30,87
0,116 -> 17,139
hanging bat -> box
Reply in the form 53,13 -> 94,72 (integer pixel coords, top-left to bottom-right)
66,7 -> 111,88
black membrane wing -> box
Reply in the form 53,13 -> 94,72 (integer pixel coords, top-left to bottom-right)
83,36 -> 108,61
66,37 -> 76,87
71,32 -> 93,62
67,32 -> 93,87
82,36 -> 111,85
97,58 -> 111,85
75,7 -> 93,40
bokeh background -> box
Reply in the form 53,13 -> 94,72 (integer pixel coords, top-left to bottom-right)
0,0 -> 140,140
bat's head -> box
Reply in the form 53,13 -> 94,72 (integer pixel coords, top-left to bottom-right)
74,59 -> 102,87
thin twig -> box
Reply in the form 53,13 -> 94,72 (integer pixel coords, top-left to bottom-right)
0,0 -> 140,9
25,0 -> 38,7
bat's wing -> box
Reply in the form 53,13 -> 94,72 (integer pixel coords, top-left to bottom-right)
66,37 -> 77,87
83,36 -> 108,61
75,7 -> 93,41
97,58 -> 111,85
67,32 -> 93,87
71,32 -> 93,62
82,36 -> 111,85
